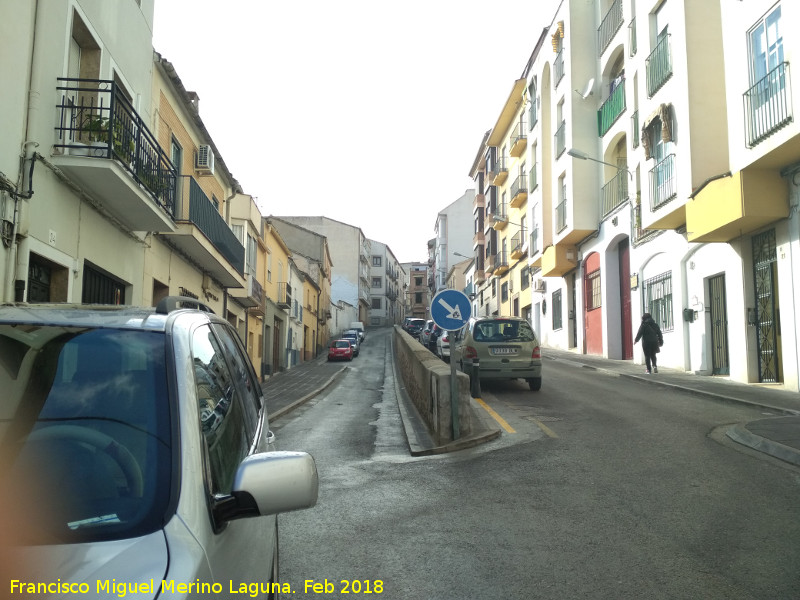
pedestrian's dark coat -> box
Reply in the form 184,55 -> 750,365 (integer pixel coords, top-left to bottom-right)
634,314 -> 663,352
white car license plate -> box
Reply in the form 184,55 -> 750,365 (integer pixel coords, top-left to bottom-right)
491,347 -> 518,355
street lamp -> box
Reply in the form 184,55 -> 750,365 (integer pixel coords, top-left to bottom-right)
567,148 -> 633,179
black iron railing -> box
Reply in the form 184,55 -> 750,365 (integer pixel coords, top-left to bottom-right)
743,61 -> 793,148
649,153 -> 676,210
598,0 -> 623,56
601,169 -> 629,218
55,78 -> 176,217
645,35 -> 672,97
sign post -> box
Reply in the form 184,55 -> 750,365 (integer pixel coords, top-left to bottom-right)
430,289 -> 472,440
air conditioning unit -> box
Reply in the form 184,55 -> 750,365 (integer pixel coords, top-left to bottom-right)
533,280 -> 546,293
195,144 -> 215,174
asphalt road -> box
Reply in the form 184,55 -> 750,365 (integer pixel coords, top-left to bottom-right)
271,327 -> 800,599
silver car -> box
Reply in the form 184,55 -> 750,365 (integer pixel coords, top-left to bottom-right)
0,297 -> 318,598
451,316 -> 543,392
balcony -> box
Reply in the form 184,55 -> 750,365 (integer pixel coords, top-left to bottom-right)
528,96 -> 539,130
541,243 -> 577,277
601,169 -> 629,218
491,203 -> 509,230
686,169 -> 789,243
554,49 -> 564,87
744,62 -> 793,148
160,177 -> 245,287
556,198 -> 568,233
509,120 -> 527,158
628,17 -> 637,56
473,192 -> 486,213
509,173 -> 528,208
597,79 -> 626,137
632,201 -> 658,246
473,229 -> 485,247
231,274 -> 265,311
645,34 -> 672,97
491,156 -> 509,186
632,110 -> 640,148
484,251 -> 496,274
493,250 -> 509,276
648,154 -> 677,211
53,78 -> 176,232
276,282 -> 292,309
510,230 -> 527,260
529,164 -> 538,192
555,121 -> 566,158
598,0 -> 623,56
474,268 -> 486,285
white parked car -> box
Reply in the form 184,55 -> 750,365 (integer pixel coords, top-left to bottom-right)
0,297 -> 319,598
437,329 -> 451,361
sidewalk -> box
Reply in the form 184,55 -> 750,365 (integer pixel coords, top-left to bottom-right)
261,354 -> 349,421
544,347 -> 800,467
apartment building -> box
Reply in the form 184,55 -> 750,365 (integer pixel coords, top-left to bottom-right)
368,240 -> 403,327
470,0 -> 799,390
273,217 -> 371,324
263,220 -> 294,375
430,190 -> 475,292
267,217 -> 333,354
403,262 -> 431,320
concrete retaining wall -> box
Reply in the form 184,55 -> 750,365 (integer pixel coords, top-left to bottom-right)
393,325 -> 474,444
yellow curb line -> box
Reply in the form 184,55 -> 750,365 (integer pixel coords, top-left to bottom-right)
475,397 -> 516,434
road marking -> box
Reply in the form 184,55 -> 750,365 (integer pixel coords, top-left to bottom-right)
530,417 -> 559,438
475,397 -> 516,434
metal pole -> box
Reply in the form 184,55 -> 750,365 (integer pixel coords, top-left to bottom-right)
449,329 -> 459,440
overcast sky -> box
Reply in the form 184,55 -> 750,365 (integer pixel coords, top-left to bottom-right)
153,0 -> 559,263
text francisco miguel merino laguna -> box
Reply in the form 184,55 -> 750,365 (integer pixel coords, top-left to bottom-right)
9,578 -> 294,596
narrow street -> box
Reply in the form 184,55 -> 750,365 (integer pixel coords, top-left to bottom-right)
269,328 -> 800,599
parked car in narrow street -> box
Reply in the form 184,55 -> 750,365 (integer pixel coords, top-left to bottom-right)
420,320 -> 435,346
341,330 -> 360,356
0,297 -> 319,596
451,316 -> 542,391
405,318 -> 426,340
328,339 -> 354,361
436,329 -> 451,361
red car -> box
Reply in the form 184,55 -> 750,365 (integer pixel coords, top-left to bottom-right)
328,339 -> 354,361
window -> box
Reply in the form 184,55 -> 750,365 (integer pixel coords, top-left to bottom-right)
501,282 -> 509,303
372,256 -> 382,267
521,267 -> 530,291
642,271 -> 674,332
246,234 -> 257,281
170,138 -> 182,175
191,325 -> 250,495
371,276 -> 382,288
587,269 -> 602,310
552,290 -> 563,330
371,297 -> 382,309
212,195 -> 220,210
82,262 -> 126,305
415,292 -> 422,304
267,253 -> 272,282
749,5 -> 783,86
491,279 -> 497,297
415,276 -> 423,286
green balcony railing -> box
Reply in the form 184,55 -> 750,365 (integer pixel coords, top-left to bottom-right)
646,34 -> 672,97
600,169 -> 629,218
185,177 -> 245,273
598,0 -> 623,56
743,61 -> 793,148
598,79 -> 626,136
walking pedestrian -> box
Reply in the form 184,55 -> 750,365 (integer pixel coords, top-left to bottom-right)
634,312 -> 663,374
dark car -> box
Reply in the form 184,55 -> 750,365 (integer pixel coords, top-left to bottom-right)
406,318 -> 426,339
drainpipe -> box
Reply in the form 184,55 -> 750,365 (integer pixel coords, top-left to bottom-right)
5,0 -> 40,302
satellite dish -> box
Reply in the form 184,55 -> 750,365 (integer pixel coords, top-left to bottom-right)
574,78 -> 594,99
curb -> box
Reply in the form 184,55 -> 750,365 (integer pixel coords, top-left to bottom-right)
270,365 -> 348,421
726,424 -> 800,467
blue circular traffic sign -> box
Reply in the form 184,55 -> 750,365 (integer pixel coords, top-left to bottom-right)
430,289 -> 472,331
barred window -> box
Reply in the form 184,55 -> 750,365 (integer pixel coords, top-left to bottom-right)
586,269 -> 601,311
520,267 -> 530,290
501,282 -> 509,303
552,289 -> 563,330
642,271 -> 674,331
371,297 -> 382,309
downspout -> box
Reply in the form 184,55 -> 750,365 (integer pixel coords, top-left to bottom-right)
5,0 -> 40,302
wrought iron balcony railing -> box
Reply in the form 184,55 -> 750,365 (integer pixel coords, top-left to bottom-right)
494,250 -> 509,270
598,79 -> 626,136
529,164 -> 538,192
649,153 -> 677,210
744,61 -> 793,148
530,226 -> 540,255
598,0 -> 623,56
528,96 -> 539,130
54,78 -> 176,217
645,34 -> 673,97
600,169 -> 629,218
